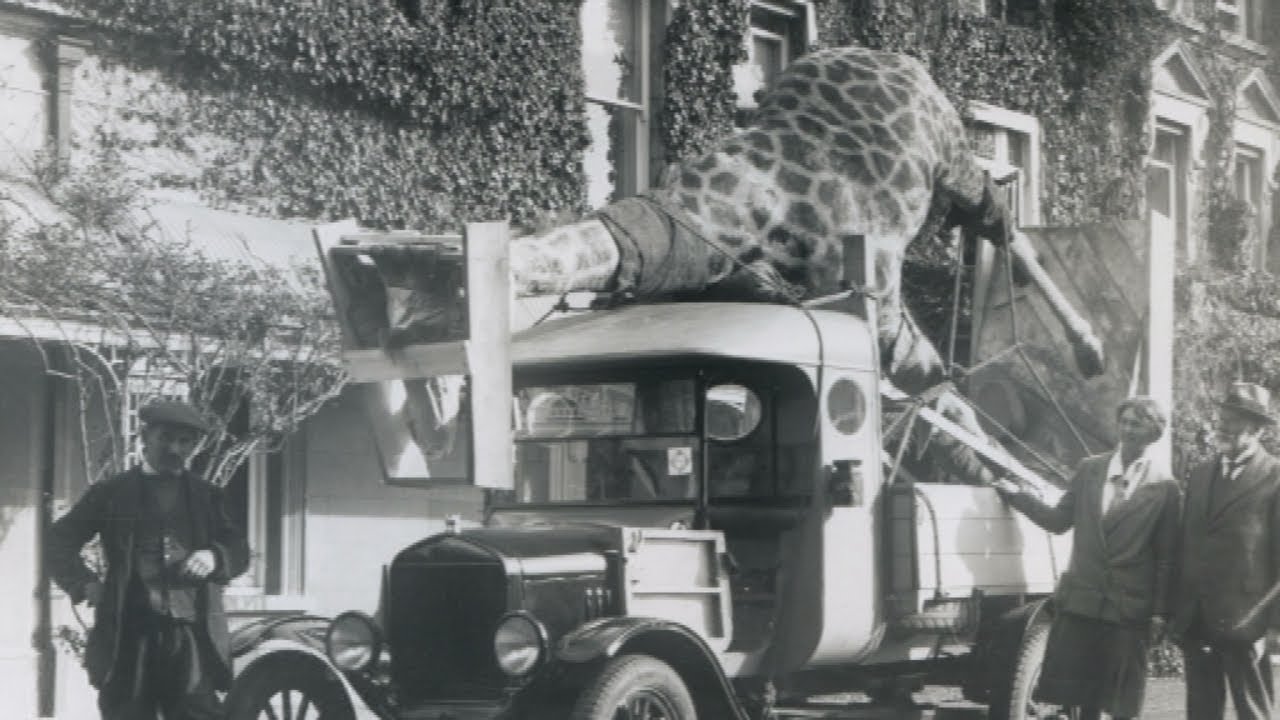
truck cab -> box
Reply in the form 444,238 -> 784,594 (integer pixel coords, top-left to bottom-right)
226,227 -> 1073,720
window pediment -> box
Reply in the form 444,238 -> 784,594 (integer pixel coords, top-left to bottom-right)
1152,42 -> 1210,104
1236,70 -> 1280,127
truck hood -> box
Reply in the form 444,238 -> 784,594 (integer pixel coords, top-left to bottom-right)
394,524 -> 622,573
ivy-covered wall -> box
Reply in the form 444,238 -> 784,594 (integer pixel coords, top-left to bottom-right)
52,0 -> 590,231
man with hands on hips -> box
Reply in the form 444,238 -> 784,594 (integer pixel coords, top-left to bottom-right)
47,400 -> 249,720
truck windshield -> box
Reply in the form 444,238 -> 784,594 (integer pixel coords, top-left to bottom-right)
512,378 -> 700,503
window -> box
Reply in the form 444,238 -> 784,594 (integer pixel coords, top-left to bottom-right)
580,0 -> 652,208
1235,143 -> 1266,256
964,104 -> 1041,363
207,381 -> 303,598
1151,121 -> 1191,262
1150,42 -> 1211,263
962,0 -> 1041,26
732,1 -> 811,111
1232,72 -> 1280,268
965,103 -> 1041,226
1218,0 -> 1264,44
512,379 -> 699,503
223,442 -> 300,595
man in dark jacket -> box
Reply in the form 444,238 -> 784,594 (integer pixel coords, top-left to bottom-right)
47,400 -> 250,720
1171,382 -> 1280,720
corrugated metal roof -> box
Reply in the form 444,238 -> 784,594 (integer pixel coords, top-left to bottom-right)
137,192 -> 318,275
0,181 -> 319,273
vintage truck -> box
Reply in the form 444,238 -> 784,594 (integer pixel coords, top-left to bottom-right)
224,223 -> 1079,720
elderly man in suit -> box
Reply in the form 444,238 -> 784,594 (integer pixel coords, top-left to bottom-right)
1172,382 -> 1280,720
994,395 -> 1181,720
47,400 -> 250,720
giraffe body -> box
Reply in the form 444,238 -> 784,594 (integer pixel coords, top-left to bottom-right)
509,46 -> 1016,394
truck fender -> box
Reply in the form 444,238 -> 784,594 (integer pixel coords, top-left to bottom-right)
232,635 -> 382,720
557,617 -> 750,720
963,597 -> 1053,703
230,614 -> 332,658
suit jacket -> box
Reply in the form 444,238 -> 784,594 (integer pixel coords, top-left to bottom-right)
1170,448 -> 1280,643
46,467 -> 250,690
1008,451 -> 1181,626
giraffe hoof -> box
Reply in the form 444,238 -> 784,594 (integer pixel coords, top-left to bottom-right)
1071,333 -> 1106,378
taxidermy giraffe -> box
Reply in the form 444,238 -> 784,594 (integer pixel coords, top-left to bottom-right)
378,46 -> 1104,472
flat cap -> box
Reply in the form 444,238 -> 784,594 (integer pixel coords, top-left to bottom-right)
138,399 -> 210,433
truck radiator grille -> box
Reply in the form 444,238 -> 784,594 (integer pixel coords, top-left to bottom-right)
388,561 -> 510,702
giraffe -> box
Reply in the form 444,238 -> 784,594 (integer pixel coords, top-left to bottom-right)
500,46 -> 1102,396
373,46 -> 1104,477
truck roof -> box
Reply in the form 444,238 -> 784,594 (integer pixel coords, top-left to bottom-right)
511,302 -> 877,372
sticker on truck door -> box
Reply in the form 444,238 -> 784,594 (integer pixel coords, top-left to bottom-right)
668,446 -> 693,476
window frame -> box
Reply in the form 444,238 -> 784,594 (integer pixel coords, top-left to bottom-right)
1217,0 -> 1265,45
1151,120 -> 1192,264
966,102 -> 1041,345
580,0 -> 653,206
224,438 -> 305,601
732,0 -> 815,112
1232,71 -> 1280,269
1150,41 -> 1211,264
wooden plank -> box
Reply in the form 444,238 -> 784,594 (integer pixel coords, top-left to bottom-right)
343,342 -> 469,382
464,222 -> 513,491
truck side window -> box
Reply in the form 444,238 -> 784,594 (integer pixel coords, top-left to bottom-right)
707,384 -> 771,498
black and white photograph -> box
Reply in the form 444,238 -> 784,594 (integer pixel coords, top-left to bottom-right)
2,1 -> 1280,718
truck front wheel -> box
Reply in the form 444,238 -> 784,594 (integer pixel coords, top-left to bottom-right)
572,654 -> 697,720
225,654 -> 355,720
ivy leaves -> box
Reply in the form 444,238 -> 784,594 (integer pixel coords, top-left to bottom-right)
660,1 -> 749,164
60,0 -> 589,230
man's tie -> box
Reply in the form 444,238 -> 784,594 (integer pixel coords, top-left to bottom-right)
1211,456 -> 1241,511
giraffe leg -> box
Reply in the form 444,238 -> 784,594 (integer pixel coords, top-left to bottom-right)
1007,230 -> 1106,377
876,289 -> 948,396
938,151 -> 1105,378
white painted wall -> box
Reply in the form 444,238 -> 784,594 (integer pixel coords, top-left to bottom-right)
0,28 -> 50,175
0,342 -> 46,718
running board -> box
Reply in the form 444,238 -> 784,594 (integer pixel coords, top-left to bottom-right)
772,702 -> 986,719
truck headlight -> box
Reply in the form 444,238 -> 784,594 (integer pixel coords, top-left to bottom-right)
326,611 -> 382,672
493,613 -> 545,676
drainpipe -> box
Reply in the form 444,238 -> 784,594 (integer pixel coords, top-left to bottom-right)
35,347 -> 58,718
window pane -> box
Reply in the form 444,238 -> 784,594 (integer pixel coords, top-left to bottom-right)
969,122 -> 999,161
753,34 -> 786,89
1153,130 -> 1178,164
581,0 -> 641,104
1247,0 -> 1262,42
516,438 -> 700,502
583,101 -> 639,207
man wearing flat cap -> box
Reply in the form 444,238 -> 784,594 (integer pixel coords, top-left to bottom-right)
47,399 -> 249,719
1172,382 -> 1280,720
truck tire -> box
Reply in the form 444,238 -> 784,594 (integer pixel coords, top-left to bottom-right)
571,654 -> 697,720
989,618 -> 1073,720
225,655 -> 355,720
